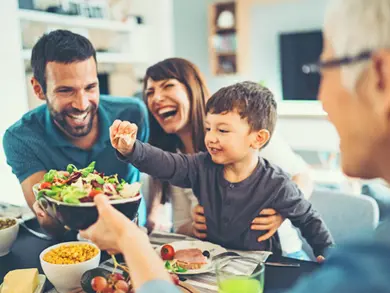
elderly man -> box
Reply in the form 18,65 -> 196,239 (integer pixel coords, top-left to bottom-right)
79,0 -> 390,292
285,0 -> 390,292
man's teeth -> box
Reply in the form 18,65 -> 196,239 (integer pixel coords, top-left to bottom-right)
69,113 -> 88,120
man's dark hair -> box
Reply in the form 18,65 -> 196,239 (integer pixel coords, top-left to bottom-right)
31,29 -> 97,93
206,81 -> 277,135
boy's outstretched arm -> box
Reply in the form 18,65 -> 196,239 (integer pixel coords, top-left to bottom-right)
272,182 -> 334,259
110,119 -> 201,190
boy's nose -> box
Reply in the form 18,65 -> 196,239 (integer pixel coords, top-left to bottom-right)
205,131 -> 218,143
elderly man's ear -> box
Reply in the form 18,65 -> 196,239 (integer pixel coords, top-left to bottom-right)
361,50 -> 390,117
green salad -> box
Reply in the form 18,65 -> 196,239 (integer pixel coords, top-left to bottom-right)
36,161 -> 141,204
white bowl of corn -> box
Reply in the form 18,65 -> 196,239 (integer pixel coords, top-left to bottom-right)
39,241 -> 101,293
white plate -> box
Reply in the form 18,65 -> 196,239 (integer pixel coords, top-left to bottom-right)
0,274 -> 46,293
156,240 -> 227,275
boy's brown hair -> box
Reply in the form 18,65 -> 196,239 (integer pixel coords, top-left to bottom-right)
206,81 -> 277,135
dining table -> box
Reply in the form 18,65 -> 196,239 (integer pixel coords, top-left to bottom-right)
0,219 -> 321,293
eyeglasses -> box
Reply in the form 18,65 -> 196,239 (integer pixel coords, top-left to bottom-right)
302,50 -> 372,74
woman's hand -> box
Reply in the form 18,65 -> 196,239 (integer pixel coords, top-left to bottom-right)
192,206 -> 284,242
80,195 -> 173,290
191,205 -> 207,239
251,208 -> 284,242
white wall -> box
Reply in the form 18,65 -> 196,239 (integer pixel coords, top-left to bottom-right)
250,0 -> 339,151
132,0 -> 175,64
173,0 -> 340,151
250,0 -> 328,101
0,0 -> 29,205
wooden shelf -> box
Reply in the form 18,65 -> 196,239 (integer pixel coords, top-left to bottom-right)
215,71 -> 237,76
22,49 -> 144,64
215,52 -> 237,56
208,2 -> 238,76
215,27 -> 236,34
18,9 -> 134,32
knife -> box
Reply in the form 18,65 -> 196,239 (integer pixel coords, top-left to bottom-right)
265,261 -> 300,268
213,251 -> 301,268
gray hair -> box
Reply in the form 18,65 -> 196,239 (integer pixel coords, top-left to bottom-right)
325,0 -> 390,91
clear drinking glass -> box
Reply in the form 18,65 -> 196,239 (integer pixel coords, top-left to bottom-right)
215,256 -> 265,293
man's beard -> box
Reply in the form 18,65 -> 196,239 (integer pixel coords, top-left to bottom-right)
47,100 -> 97,138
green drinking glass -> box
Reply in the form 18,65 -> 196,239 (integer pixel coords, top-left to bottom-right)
216,256 -> 265,293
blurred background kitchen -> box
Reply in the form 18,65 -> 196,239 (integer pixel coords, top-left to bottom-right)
0,0 -> 386,216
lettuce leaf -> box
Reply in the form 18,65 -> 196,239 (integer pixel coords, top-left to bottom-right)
81,161 -> 95,177
43,169 -> 57,183
96,175 -> 105,184
61,186 -> 88,204
67,164 -> 77,174
116,179 -> 127,191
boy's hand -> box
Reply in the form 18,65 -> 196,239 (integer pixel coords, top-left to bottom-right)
317,255 -> 325,263
110,119 -> 138,156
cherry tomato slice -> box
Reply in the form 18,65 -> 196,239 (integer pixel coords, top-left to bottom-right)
89,189 -> 103,198
40,182 -> 52,189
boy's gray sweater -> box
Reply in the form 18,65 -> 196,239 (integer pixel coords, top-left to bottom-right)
119,141 -> 334,256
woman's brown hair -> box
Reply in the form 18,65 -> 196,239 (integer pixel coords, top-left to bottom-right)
143,58 -> 210,204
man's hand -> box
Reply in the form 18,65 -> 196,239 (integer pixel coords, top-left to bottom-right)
251,208 -> 284,242
191,205 -> 207,239
110,120 -> 138,157
32,201 -> 65,238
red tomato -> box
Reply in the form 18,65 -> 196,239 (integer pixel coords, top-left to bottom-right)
40,182 -> 52,189
89,189 -> 103,198
160,244 -> 175,260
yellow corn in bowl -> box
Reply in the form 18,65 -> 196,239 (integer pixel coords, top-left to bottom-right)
40,241 -> 101,293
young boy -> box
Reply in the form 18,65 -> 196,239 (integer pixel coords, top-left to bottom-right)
111,81 -> 333,259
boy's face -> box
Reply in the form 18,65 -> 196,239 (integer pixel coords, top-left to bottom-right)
204,110 -> 263,165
